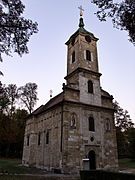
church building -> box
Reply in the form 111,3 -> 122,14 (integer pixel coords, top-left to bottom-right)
22,11 -> 118,174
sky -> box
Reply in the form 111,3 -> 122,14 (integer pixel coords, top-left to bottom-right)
1,0 -> 135,121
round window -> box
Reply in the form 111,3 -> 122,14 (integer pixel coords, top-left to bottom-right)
90,136 -> 94,142
85,35 -> 91,43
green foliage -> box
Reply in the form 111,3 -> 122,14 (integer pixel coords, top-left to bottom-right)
126,128 -> 135,159
0,113 -> 11,143
114,101 -> 134,131
114,101 -> 135,159
0,82 -> 9,113
119,158 -> 135,169
18,83 -> 38,114
0,0 -> 38,61
116,127 -> 128,158
0,158 -> 22,174
0,81 -> 38,158
0,158 -> 45,175
0,109 -> 28,158
91,0 -> 135,45
4,84 -> 19,117
0,82 -> 38,114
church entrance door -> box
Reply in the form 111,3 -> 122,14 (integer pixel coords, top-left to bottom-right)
88,150 -> 96,170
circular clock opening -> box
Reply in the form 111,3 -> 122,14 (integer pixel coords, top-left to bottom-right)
85,35 -> 91,43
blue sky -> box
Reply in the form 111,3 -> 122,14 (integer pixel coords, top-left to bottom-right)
1,0 -> 135,121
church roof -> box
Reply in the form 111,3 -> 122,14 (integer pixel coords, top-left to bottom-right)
28,92 -> 64,117
41,92 -> 64,112
28,89 -> 113,119
101,89 -> 113,99
65,17 -> 98,45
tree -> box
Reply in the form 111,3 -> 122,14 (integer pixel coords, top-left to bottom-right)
116,127 -> 128,158
126,128 -> 135,158
0,112 -> 11,157
0,108 -> 28,158
18,82 -> 38,114
0,82 -> 38,114
0,81 -> 37,158
114,101 -> 134,158
91,0 -> 135,45
0,82 -> 9,113
114,101 -> 134,131
0,0 -> 38,62
0,83 -> 19,116
5,84 -> 19,117
12,109 -> 28,157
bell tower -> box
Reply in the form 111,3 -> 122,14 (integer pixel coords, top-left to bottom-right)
65,17 -> 99,75
65,11 -> 102,106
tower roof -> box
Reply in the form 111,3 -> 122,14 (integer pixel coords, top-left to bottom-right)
65,17 -> 98,45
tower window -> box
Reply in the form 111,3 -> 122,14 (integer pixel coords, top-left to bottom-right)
72,51 -> 75,63
86,50 -> 91,61
89,117 -> 95,132
88,80 -> 93,93
106,118 -> 111,132
38,132 -> 41,146
46,131 -> 49,144
27,135 -> 30,146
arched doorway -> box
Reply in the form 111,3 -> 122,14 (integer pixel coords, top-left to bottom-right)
88,150 -> 96,170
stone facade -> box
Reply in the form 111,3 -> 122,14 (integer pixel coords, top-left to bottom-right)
22,17 -> 118,174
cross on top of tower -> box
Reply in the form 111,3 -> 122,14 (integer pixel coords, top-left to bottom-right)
78,5 -> 84,17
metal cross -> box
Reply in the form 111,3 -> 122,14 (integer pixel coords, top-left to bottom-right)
78,5 -> 84,17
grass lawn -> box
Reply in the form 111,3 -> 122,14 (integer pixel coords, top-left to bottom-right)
119,158 -> 135,169
0,176 -> 51,180
0,158 -> 45,175
0,158 -> 135,179
0,159 -> 79,179
1,158 -> 135,174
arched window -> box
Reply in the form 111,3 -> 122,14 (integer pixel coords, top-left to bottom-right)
71,51 -> 75,63
46,131 -> 49,144
70,113 -> 77,129
27,135 -> 30,146
106,119 -> 111,132
88,80 -> 93,93
86,50 -> 91,61
89,117 -> 95,131
38,132 -> 41,146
